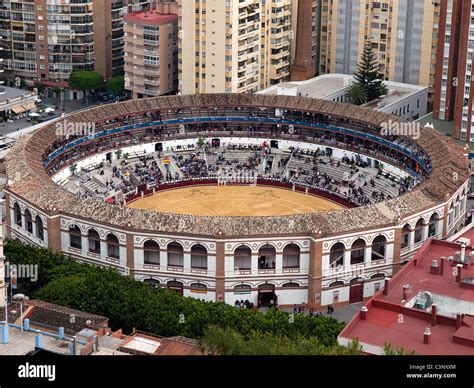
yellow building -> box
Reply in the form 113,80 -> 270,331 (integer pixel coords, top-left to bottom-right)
178,0 -> 296,94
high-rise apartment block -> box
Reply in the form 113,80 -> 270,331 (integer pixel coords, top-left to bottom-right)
178,0 -> 298,94
124,2 -> 178,98
0,0 -> 151,96
318,0 -> 440,95
433,0 -> 474,142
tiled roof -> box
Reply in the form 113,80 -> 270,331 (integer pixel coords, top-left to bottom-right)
5,94 -> 469,237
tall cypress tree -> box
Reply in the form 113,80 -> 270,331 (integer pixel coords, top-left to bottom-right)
352,41 -> 388,102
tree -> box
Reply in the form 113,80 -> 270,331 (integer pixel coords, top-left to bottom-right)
351,41 -> 388,103
383,342 -> 416,355
68,70 -> 104,103
34,83 -> 46,94
345,83 -> 368,106
196,137 -> 205,149
107,76 -> 124,94
69,164 -> 78,175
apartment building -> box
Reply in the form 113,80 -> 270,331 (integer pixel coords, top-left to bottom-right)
318,0 -> 440,95
178,0 -> 296,94
0,0 -> 151,95
433,0 -> 474,142
124,2 -> 178,98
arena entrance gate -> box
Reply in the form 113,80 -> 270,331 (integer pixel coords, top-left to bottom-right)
258,283 -> 277,308
167,280 -> 184,296
349,277 -> 364,303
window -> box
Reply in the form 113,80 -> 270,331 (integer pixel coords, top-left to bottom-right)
329,242 -> 344,268
282,282 -> 300,288
144,240 -> 160,265
35,216 -> 44,241
414,219 -> 424,243
234,246 -> 251,270
428,213 -> 439,237
24,209 -> 33,233
69,225 -> 82,249
258,244 -> 276,269
107,234 -> 120,259
401,224 -> 410,248
14,203 -> 22,227
282,243 -> 300,269
167,242 -> 183,267
88,229 -> 101,254
371,236 -> 386,261
143,278 -> 160,288
191,244 -> 207,269
350,239 -> 366,265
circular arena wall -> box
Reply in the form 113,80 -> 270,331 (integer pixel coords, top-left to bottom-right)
5,94 -> 470,308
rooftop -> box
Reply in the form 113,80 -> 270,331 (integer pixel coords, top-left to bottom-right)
0,86 -> 36,103
258,74 -> 427,110
124,10 -> 178,25
338,235 -> 474,355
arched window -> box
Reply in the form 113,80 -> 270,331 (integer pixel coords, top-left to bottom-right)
167,280 -> 183,296
414,219 -> 424,243
328,281 -> 345,288
190,282 -> 207,291
167,242 -> 183,267
282,282 -> 300,288
371,235 -> 386,261
401,224 -> 410,249
88,229 -> 101,254
143,278 -> 160,288
24,209 -> 33,233
329,242 -> 344,268
69,225 -> 82,249
107,234 -> 120,259
283,243 -> 300,269
428,213 -> 439,237
370,273 -> 385,280
350,239 -> 366,265
258,244 -> 276,269
144,240 -> 160,265
191,244 -> 207,269
14,203 -> 21,227
234,284 -> 251,293
234,245 -> 251,270
35,216 -> 44,241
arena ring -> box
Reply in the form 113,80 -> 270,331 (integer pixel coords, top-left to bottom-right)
5,94 -> 470,308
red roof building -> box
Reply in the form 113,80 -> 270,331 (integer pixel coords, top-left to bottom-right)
338,231 -> 474,355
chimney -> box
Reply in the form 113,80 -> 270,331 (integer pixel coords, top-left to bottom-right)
423,327 -> 431,344
402,284 -> 410,300
456,314 -> 462,329
431,304 -> 437,327
456,264 -> 463,282
413,258 -> 418,267
439,256 -> 445,276
430,259 -> 439,275
460,242 -> 466,262
360,306 -> 368,320
383,278 -> 390,296
290,0 -> 316,81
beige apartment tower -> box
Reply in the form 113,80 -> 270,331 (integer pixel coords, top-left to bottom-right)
178,0 -> 296,94
319,0 -> 439,95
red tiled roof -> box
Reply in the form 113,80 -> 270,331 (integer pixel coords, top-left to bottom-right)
339,237 -> 474,355
124,11 -> 177,25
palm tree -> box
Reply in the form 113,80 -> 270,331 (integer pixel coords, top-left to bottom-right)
345,83 -> 368,105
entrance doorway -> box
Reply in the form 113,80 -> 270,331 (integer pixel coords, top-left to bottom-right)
349,278 -> 364,303
258,283 -> 276,307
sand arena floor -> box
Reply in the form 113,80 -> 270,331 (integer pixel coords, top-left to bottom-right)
127,185 -> 344,216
